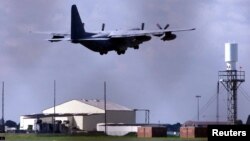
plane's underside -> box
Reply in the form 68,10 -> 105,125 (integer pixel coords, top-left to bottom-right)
78,35 -> 151,55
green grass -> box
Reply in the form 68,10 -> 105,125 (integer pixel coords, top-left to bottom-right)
1,134 -> 208,141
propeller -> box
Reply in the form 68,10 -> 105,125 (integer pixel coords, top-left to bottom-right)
156,24 -> 169,30
141,23 -> 145,30
156,23 -> 162,29
102,23 -> 105,31
164,24 -> 169,29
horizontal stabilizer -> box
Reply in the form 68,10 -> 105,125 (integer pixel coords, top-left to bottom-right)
47,38 -> 71,42
170,28 -> 196,32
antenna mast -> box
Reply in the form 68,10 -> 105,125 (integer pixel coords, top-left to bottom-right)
1,82 -> 4,133
218,43 -> 245,124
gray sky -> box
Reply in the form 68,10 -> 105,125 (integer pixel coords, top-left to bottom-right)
0,0 -> 250,124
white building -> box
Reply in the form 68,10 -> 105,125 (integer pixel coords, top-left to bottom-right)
20,99 -> 136,132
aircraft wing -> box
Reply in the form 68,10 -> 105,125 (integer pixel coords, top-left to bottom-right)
30,31 -> 70,36
47,38 -> 71,42
108,28 -> 195,40
31,31 -> 70,42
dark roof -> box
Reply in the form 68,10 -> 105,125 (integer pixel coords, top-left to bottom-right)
183,120 -> 232,127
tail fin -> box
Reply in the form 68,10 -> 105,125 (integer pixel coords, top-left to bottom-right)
71,5 -> 85,40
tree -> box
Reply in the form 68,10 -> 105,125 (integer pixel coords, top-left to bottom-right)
246,115 -> 250,125
5,120 -> 17,128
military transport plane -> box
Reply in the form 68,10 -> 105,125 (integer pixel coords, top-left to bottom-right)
47,5 -> 195,55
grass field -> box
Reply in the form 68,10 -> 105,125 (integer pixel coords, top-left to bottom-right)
1,134 -> 208,141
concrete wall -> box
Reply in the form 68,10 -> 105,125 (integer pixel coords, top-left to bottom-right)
83,114 -> 104,131
97,124 -> 140,136
74,116 -> 83,130
137,127 -> 167,138
107,110 -> 136,124
20,116 -> 36,130
180,126 -> 207,138
81,111 -> 135,131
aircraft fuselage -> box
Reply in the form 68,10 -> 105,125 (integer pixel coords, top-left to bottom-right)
73,33 -> 151,55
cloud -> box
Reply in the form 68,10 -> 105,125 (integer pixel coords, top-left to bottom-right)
0,0 -> 250,124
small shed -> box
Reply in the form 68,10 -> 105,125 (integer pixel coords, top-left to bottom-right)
137,126 -> 167,138
180,126 -> 207,138
180,120 -> 230,138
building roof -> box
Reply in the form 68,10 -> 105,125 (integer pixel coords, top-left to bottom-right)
41,99 -> 133,114
22,113 -> 102,119
182,120 -> 232,127
78,99 -> 132,111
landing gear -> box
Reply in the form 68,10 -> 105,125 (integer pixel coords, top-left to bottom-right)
117,50 -> 125,55
133,45 -> 139,49
99,51 -> 108,55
